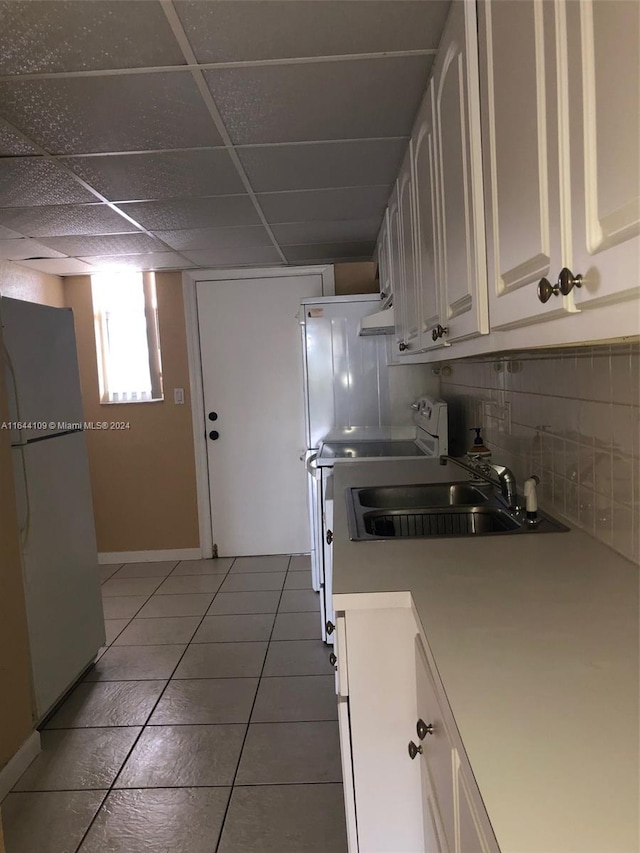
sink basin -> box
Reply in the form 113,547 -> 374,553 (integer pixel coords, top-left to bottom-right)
363,506 -> 520,538
356,483 -> 490,509
346,483 -> 569,540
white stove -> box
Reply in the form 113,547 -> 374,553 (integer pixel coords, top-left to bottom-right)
314,396 -> 448,642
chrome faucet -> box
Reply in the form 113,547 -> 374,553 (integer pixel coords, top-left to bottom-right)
439,455 -> 519,511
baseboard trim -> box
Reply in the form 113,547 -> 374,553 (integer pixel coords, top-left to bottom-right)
98,548 -> 202,565
0,731 -> 41,803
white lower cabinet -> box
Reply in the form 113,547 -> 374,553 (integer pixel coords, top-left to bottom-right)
335,605 -> 499,853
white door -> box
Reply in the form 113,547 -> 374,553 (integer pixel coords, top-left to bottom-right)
197,274 -> 323,556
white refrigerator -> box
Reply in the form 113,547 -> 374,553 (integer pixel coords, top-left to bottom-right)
1,296 -> 105,722
299,294 -> 391,594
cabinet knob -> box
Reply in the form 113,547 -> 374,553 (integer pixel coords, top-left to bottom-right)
208,430 -> 220,441
557,267 -> 583,295
326,620 -> 335,635
408,741 -> 423,760
537,277 -> 560,303
329,652 -> 337,667
431,324 -> 448,341
416,719 -> 434,740
326,529 -> 333,545
398,341 -> 409,352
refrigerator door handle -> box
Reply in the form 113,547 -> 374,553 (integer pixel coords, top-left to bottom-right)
305,451 -> 319,476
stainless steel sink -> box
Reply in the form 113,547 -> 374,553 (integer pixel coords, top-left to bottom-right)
356,483 -> 490,509
346,483 -> 569,540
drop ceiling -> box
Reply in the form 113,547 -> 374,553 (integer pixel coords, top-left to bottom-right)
0,0 -> 451,275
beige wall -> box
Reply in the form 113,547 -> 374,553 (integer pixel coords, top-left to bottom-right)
334,261 -> 378,295
0,260 -> 65,307
64,272 -> 200,553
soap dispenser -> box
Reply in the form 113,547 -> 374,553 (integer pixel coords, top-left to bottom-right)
467,427 -> 492,464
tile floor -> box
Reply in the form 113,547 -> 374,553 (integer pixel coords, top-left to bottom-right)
2,555 -> 348,853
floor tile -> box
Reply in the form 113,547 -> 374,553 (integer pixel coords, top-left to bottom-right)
284,572 -> 313,590
101,577 -> 163,597
13,728 -> 141,791
115,725 -> 245,788
155,574 -> 225,595
101,595 -> 148,620
252,675 -> 337,722
113,561 -> 177,578
149,678 -> 259,725
174,642 -> 267,679
1,791 -> 106,853
235,721 -> 342,785
137,593 -> 214,618
45,681 -> 166,728
278,589 -> 320,613
272,611 -> 322,640
99,565 -> 121,584
217,784 -> 348,853
192,613 -> 275,643
104,619 -> 130,644
230,555 -> 289,573
113,616 -> 200,645
263,640 -> 334,677
78,788 -> 231,853
171,558 -> 234,576
207,590 -> 280,615
289,554 -> 311,572
85,645 -> 185,681
219,571 -> 286,593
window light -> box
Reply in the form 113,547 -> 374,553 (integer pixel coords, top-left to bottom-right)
91,271 -> 163,404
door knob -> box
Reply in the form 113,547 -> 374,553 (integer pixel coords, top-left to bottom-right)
326,529 -> 333,545
326,620 -> 335,635
208,411 -> 218,421
431,324 -> 448,341
408,741 -> 423,760
208,430 -> 220,440
329,652 -> 337,667
557,267 -> 583,295
398,341 -> 409,352
416,719 -> 434,740
537,277 -> 560,303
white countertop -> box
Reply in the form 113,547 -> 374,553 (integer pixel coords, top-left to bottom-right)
332,458 -> 639,853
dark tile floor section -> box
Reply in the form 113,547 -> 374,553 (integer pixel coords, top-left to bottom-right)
1,554 -> 348,853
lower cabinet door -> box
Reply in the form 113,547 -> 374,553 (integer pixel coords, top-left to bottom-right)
337,696 -> 359,853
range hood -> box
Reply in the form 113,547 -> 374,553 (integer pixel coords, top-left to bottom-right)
358,306 -> 395,336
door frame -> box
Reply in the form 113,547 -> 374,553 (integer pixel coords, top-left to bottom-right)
182,265 -> 335,558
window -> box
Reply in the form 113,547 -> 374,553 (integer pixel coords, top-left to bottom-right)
91,271 -> 163,403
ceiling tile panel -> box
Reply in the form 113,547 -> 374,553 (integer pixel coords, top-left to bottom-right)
271,218 -> 381,245
0,1 -> 186,74
0,238 -> 66,260
0,158 -> 96,207
18,257 -> 97,274
258,186 -> 389,224
65,149 -> 245,201
120,197 -> 262,231
204,56 -> 433,145
0,124 -> 38,155
0,204 -> 141,237
0,224 -> 23,239
237,139 -> 406,193
175,1 -> 451,62
0,74 -> 223,155
79,252 -> 189,271
39,233 -> 165,257
152,225 -> 274,251
181,246 -> 283,267
284,242 -> 375,263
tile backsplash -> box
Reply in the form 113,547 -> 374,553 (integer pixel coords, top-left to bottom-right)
440,344 -> 639,564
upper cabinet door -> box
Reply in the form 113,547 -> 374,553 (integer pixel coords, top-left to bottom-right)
433,0 -> 488,343
398,144 -> 421,348
479,0 -> 573,329
376,210 -> 392,304
412,78 -> 449,352
388,183 -> 407,353
567,0 -> 640,310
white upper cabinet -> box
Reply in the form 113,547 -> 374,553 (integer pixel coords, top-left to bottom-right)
376,210 -> 392,304
432,0 -> 488,343
566,0 -> 640,310
388,182 -> 407,354
412,78 -> 449,352
480,0 -> 640,331
398,144 -> 421,349
479,0 -> 573,329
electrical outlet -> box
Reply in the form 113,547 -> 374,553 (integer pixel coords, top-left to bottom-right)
174,388 -> 185,405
